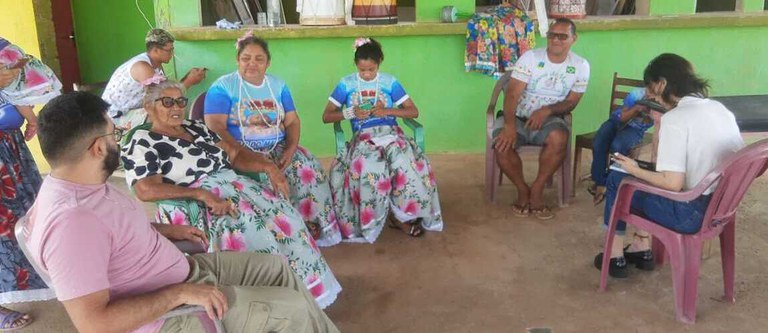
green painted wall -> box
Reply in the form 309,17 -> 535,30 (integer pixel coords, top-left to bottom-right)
171,25 -> 768,157
72,0 -> 156,83
650,0 -> 696,15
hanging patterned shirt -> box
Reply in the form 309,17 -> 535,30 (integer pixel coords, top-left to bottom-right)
204,72 -> 296,151
328,72 -> 409,132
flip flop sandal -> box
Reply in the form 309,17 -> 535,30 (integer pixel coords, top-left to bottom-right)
530,206 -> 555,220
388,218 -> 424,237
593,191 -> 607,206
0,310 -> 31,332
586,184 -> 597,196
511,204 -> 530,217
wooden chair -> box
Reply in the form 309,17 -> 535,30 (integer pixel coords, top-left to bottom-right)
572,72 -> 653,197
485,72 -> 573,207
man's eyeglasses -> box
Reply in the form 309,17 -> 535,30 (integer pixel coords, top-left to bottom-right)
546,32 -> 571,41
87,128 -> 124,150
155,96 -> 189,108
159,47 -> 174,53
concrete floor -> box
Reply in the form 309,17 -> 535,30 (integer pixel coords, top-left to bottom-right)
10,153 -> 768,332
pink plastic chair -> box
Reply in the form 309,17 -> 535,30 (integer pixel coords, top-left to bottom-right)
598,138 -> 768,324
189,92 -> 206,121
15,213 -> 225,332
485,72 -> 573,207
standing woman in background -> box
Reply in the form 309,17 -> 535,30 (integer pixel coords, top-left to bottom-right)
0,38 -> 63,330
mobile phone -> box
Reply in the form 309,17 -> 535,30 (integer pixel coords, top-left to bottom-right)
359,102 -> 374,111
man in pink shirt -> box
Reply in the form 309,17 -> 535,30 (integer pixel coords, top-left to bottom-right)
26,92 -> 339,333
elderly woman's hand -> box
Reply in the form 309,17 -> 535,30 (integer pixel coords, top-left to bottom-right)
199,189 -> 238,217
276,147 -> 296,172
0,67 -> 21,89
266,167 -> 290,198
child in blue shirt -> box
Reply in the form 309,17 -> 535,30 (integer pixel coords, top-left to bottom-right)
589,87 -> 652,204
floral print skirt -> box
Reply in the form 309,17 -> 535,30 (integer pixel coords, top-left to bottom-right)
329,125 -> 444,243
261,143 -> 341,247
0,129 -> 54,304
155,169 -> 341,309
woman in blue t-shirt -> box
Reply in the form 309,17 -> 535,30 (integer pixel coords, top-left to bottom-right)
322,38 -> 444,242
204,34 -> 341,247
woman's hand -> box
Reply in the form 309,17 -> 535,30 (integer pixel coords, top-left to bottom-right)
198,189 -> 238,217
370,101 -> 388,118
354,106 -> 370,120
276,147 -> 296,171
612,153 -> 640,175
23,121 -> 37,141
266,166 -> 290,198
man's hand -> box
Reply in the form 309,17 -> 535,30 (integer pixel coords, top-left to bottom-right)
0,67 -> 20,89
161,224 -> 209,249
198,189 -> 237,217
173,283 -> 228,320
276,147 -> 296,172
525,108 -> 552,130
493,125 -> 517,153
266,166 -> 290,198
182,68 -> 207,86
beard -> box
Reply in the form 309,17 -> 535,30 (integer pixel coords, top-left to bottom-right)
102,144 -> 121,179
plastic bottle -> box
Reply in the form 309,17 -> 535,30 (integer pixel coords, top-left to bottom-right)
267,0 -> 282,27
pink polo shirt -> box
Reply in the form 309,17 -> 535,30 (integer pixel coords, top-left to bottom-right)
27,176 -> 190,333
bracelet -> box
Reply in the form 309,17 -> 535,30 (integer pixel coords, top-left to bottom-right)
342,106 -> 355,120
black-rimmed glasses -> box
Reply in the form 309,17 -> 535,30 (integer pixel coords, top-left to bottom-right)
155,96 -> 189,108
87,128 -> 124,150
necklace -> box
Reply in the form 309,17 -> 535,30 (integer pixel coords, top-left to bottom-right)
236,73 -> 282,153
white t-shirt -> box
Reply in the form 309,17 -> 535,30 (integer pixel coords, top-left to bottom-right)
656,96 -> 745,194
510,48 -> 590,118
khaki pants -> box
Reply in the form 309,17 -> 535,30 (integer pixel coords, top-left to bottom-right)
159,252 -> 339,333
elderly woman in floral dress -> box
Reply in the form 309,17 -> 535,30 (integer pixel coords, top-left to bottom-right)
122,79 -> 341,308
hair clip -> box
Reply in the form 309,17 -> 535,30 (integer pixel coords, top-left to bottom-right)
235,30 -> 255,49
141,73 -> 166,86
353,37 -> 371,51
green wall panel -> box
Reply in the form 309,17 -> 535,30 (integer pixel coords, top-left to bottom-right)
72,0 -> 156,83
171,26 -> 768,157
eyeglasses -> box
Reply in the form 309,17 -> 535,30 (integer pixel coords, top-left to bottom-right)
155,96 -> 189,108
159,47 -> 174,53
546,32 -> 571,41
87,127 -> 124,150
